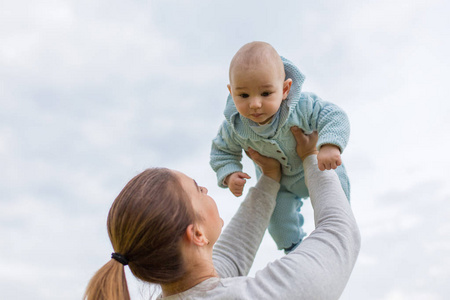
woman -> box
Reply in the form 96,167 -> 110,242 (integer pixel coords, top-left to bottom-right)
84,127 -> 360,299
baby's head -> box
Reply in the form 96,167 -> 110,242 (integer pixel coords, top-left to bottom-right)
228,41 -> 292,125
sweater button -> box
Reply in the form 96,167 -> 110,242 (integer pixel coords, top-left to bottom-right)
281,157 -> 286,160
276,150 -> 281,153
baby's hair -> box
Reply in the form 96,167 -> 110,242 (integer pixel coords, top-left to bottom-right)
229,41 -> 285,82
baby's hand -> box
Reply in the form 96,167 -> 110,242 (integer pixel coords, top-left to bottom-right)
317,144 -> 342,171
225,172 -> 251,197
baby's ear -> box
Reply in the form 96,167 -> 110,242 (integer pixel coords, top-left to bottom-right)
227,84 -> 232,95
283,78 -> 293,100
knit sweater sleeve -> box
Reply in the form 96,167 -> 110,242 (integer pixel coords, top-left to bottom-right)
210,120 -> 244,188
212,175 -> 280,277
297,93 -> 350,153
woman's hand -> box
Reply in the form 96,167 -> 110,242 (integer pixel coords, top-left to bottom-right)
246,148 -> 281,182
290,126 -> 319,161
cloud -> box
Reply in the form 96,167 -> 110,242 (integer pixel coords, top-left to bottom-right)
1,0 -> 450,299
342,180 -> 450,299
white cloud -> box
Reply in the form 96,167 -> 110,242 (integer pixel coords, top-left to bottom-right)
1,0 -> 450,299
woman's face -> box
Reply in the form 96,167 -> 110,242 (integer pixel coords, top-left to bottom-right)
174,171 -> 224,245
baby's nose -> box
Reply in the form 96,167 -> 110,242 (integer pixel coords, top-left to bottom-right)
249,97 -> 262,108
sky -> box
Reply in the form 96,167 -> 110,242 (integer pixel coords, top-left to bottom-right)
1,0 -> 450,299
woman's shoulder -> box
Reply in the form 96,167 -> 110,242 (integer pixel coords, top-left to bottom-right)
159,277 -> 251,299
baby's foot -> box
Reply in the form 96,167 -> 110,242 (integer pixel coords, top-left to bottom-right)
284,239 -> 302,254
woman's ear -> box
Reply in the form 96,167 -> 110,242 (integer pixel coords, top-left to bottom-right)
185,224 -> 209,246
282,78 -> 293,100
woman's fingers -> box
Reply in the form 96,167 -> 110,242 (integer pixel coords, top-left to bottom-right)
290,126 -> 319,160
290,126 -> 307,144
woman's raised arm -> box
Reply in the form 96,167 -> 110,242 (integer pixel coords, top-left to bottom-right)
213,148 -> 282,277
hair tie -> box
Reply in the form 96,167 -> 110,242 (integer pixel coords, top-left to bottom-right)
111,252 -> 129,266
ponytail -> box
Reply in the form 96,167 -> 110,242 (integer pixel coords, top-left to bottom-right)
84,168 -> 196,298
83,259 -> 130,300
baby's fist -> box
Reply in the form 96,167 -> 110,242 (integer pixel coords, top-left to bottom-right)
317,144 -> 342,171
225,172 -> 251,197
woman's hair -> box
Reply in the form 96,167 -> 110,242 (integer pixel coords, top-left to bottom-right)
84,168 -> 196,300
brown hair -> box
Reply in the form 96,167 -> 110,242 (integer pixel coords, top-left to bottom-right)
84,168 -> 196,300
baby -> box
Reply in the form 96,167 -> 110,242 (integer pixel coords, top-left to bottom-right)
210,41 -> 350,253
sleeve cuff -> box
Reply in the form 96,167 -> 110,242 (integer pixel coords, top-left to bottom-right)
303,154 -> 318,168
317,135 -> 347,153
217,165 -> 243,188
254,175 -> 281,196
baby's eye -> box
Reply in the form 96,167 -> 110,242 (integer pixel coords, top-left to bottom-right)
240,93 -> 249,98
261,92 -> 271,97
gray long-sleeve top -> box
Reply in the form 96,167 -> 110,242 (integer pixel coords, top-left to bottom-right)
162,155 -> 361,299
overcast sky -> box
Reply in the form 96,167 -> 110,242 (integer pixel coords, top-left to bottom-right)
1,0 -> 450,299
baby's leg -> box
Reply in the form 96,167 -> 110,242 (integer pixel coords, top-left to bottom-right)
335,164 -> 351,201
268,186 -> 306,253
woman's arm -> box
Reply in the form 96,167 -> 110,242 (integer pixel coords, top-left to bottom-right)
213,148 -> 282,278
289,154 -> 360,298
242,129 -> 360,299
212,175 -> 279,278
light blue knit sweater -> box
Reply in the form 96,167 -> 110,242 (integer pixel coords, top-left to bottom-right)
210,57 -> 350,194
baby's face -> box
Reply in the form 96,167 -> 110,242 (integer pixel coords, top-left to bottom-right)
228,62 -> 290,125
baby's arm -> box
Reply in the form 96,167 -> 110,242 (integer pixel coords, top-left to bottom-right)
297,93 -> 350,157
317,144 -> 342,171
210,121 -> 245,188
